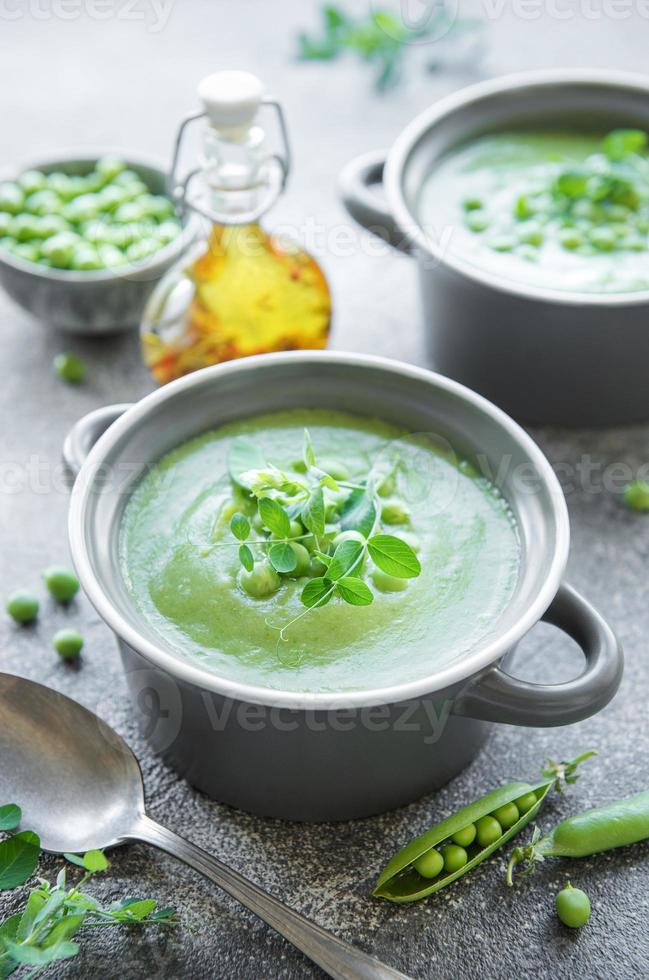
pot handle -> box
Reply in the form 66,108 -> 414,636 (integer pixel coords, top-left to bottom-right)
454,583 -> 623,727
63,403 -> 133,481
338,150 -> 413,254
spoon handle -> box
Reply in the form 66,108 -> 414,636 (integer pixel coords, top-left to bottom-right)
133,815 -> 412,980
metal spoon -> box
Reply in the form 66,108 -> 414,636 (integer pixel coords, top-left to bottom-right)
0,673 -> 411,980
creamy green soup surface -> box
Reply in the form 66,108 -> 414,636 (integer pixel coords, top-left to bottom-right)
418,129 -> 649,294
119,409 -> 520,693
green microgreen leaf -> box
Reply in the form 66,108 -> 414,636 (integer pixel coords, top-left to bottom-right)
314,468 -> 339,492
4,938 -> 79,966
336,577 -> 374,606
228,438 -> 266,488
301,577 -> 333,608
239,544 -> 254,573
303,428 -> 316,468
258,497 -> 290,538
0,806 -> 20,832
230,513 -> 250,541
340,488 -> 376,538
81,850 -> 108,873
0,832 -> 40,890
367,534 -> 421,578
301,485 -> 325,537
326,539 -> 363,581
109,898 -> 158,922
268,542 -> 298,574
603,128 -> 648,160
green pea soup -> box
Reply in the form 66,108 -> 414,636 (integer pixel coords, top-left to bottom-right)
119,409 -> 520,693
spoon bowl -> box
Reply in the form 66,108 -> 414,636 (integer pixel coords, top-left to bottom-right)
0,672 -> 411,980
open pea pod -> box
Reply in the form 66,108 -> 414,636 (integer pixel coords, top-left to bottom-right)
374,778 -> 551,903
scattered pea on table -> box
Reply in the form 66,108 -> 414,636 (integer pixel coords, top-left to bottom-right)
53,628 -> 84,661
53,352 -> 86,384
6,590 -> 39,624
43,566 -> 80,603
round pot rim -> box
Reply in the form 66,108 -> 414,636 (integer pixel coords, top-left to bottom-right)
0,147 -> 198,284
68,351 -> 570,710
384,67 -> 649,308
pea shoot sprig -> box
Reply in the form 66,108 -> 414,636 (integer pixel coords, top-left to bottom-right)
0,804 -> 174,977
226,429 -> 421,650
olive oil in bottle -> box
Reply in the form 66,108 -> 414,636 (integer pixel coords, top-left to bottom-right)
141,71 -> 331,384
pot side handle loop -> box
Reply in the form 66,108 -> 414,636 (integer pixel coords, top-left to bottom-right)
453,583 -> 623,727
338,150 -> 413,254
63,403 -> 133,483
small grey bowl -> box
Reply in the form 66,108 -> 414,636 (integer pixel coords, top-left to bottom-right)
0,150 -> 198,335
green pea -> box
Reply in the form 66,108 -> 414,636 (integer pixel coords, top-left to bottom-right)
11,214 -> 41,242
63,194 -> 102,224
381,500 -> 410,525
97,184 -> 128,213
238,561 -> 281,598
559,228 -> 583,250
589,227 -> 616,251
0,237 -> 14,252
515,791 -> 538,815
70,245 -> 103,271
371,568 -> 408,593
18,169 -> 46,195
43,566 -> 80,603
41,231 -> 79,269
119,180 -> 149,202
287,542 -> 311,577
475,815 -> 502,847
332,530 -> 365,548
53,352 -> 86,384
138,193 -> 174,221
376,472 -> 395,497
307,555 -> 328,577
620,233 -> 646,252
440,844 -> 468,874
13,243 -> 40,263
413,848 -> 444,879
489,236 -> 515,252
24,189 -> 62,216
114,202 -> 147,224
37,215 -> 71,239
53,628 -> 84,661
0,182 -> 24,214
6,590 -> 39,624
98,243 -> 126,268
125,238 -> 160,263
46,172 -> 75,201
96,156 -> 126,182
624,480 -> 649,512
556,883 -> 591,929
0,212 -> 12,237
462,196 -> 483,212
113,168 -> 141,186
517,222 -> 544,246
318,458 -> 350,481
452,824 -> 477,847
465,211 -> 489,233
491,801 -> 520,829
155,219 -> 181,245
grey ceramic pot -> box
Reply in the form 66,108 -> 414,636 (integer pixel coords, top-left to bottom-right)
66,352 -> 622,821
0,151 -> 198,334
340,69 -> 649,426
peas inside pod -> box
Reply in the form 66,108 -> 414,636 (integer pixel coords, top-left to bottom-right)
0,157 -> 181,272
374,753 -> 594,903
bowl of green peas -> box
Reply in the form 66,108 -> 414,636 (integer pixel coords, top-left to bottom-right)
0,152 -> 197,334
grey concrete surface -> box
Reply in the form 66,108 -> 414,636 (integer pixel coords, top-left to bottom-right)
1,1 -> 648,978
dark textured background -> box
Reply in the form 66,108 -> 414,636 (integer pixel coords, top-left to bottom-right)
0,1 -> 648,977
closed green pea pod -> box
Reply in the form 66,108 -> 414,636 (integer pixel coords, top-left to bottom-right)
507,789 -> 649,884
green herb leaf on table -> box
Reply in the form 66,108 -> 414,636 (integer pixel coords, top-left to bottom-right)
367,534 -> 421,578
0,806 -> 21,832
0,832 -> 40,891
258,497 -> 291,537
336,577 -> 374,606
